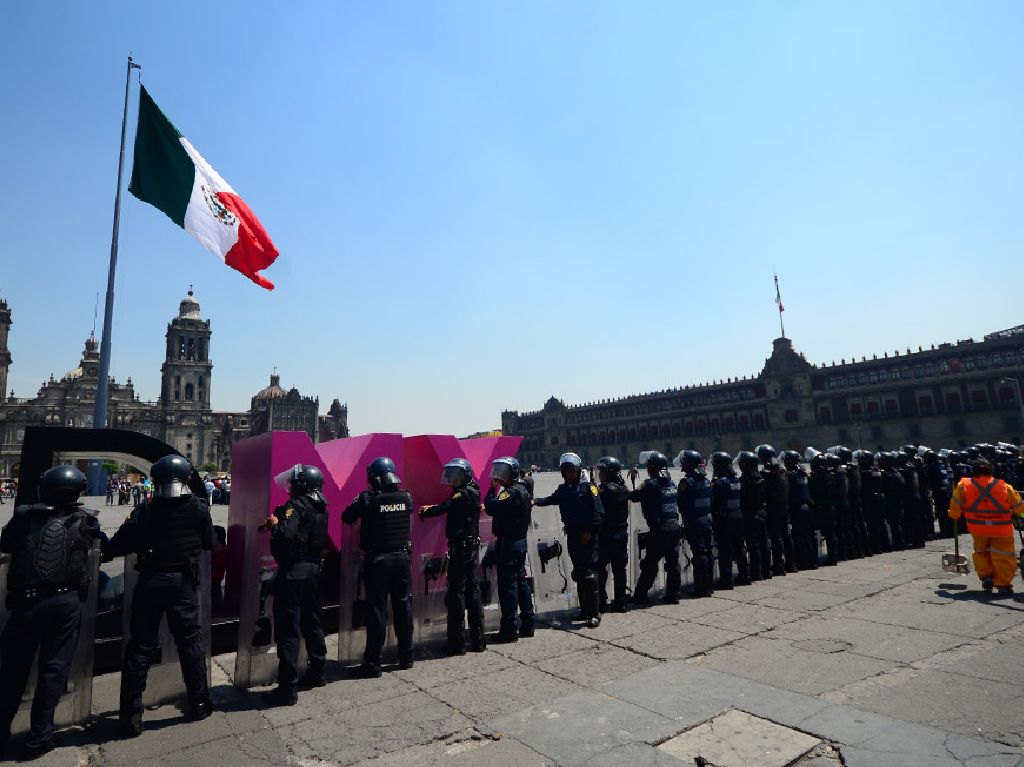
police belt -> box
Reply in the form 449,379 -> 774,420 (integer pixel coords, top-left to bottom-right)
448,535 -> 480,549
367,544 -> 411,554
18,584 -> 76,601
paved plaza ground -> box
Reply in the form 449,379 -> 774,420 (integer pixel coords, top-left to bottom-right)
4,476 -> 1024,766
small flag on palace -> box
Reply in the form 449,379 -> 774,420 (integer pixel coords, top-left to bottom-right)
774,274 -> 785,312
128,86 -> 279,290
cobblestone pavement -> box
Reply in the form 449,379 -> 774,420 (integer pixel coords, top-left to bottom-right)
5,481 -> 1024,766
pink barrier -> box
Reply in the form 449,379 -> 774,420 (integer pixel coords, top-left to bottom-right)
226,431 -> 520,602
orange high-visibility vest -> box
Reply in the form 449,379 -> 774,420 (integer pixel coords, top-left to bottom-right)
960,477 -> 1014,536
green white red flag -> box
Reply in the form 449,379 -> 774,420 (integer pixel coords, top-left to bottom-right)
128,86 -> 279,290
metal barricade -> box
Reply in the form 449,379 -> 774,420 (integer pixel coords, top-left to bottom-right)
121,551 -> 212,706
0,547 -> 100,736
526,505 -> 575,619
411,512 -> 449,650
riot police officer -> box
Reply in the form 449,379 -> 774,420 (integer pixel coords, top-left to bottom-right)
595,457 -> 630,613
678,450 -> 714,598
710,452 -> 750,588
757,444 -> 794,574
419,458 -> 485,655
483,457 -> 535,642
840,447 -> 870,558
808,451 -> 837,566
828,453 -> 852,561
879,451 -> 906,549
628,452 -> 682,604
535,453 -> 604,627
108,454 -> 213,736
341,457 -> 414,677
783,450 -> 816,570
899,448 -> 925,548
950,450 -> 972,484
857,450 -> 887,553
738,451 -> 771,580
0,466 -> 100,760
262,464 -> 329,706
927,450 -> 953,538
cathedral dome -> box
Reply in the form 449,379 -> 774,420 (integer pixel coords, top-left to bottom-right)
62,335 -> 100,381
178,290 -> 202,321
254,373 -> 286,400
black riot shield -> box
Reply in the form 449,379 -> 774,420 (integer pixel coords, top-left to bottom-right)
0,546 -> 100,736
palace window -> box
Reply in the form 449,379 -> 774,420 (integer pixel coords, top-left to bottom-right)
945,392 -> 962,412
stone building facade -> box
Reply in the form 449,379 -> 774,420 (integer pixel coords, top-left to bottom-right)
502,331 -> 1024,469
0,292 -> 349,477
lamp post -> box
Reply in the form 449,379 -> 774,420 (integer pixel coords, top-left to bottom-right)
999,377 -> 1024,431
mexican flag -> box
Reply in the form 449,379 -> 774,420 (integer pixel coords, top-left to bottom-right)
129,86 -> 279,290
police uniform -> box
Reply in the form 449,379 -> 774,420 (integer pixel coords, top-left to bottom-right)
341,488 -> 414,672
900,461 -> 925,548
739,470 -> 771,580
109,491 -> 213,731
761,464 -> 795,574
536,480 -> 605,620
929,457 -> 953,538
711,470 -> 750,588
881,462 -> 906,550
0,499 -> 99,756
628,477 -> 682,602
420,481 -> 485,653
786,464 -> 817,569
268,492 -> 329,691
845,459 -> 870,557
483,481 -> 535,639
831,464 -> 852,561
597,478 -> 630,611
860,459 -> 888,553
808,462 -> 838,566
678,469 -> 715,597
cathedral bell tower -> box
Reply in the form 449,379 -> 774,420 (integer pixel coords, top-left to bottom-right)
160,290 -> 213,463
0,299 -> 10,399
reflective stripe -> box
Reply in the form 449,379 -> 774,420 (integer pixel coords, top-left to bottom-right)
975,546 -> 1016,557
964,478 -> 1010,513
964,517 -> 1009,526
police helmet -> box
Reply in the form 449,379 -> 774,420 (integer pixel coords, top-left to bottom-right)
947,450 -> 961,463
804,446 -> 820,462
837,446 -> 854,463
809,453 -> 830,473
755,444 -> 777,465
596,456 -> 622,483
781,450 -> 802,469
645,451 -> 670,474
39,465 -> 88,506
278,464 -> 324,497
901,444 -> 918,458
964,446 -> 981,460
922,449 -> 938,464
679,450 -> 703,472
737,451 -> 759,473
559,452 -> 582,470
367,457 -> 401,490
854,450 -> 875,468
710,451 -> 733,471
978,443 -> 997,459
490,456 -> 520,485
441,458 -> 474,488
825,453 -> 841,469
152,454 -> 194,498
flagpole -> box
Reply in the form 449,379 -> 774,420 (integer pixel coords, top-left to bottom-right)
89,54 -> 140,493
774,273 -> 786,339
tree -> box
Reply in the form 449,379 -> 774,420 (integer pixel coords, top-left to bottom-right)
201,461 -> 219,474
100,462 -> 120,476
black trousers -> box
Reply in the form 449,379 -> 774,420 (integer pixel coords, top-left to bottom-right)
635,522 -> 681,599
685,515 -> 715,596
273,567 -> 327,687
598,526 -> 629,604
496,537 -> 535,635
790,506 -> 817,569
445,539 -> 484,650
743,513 -> 771,579
0,591 -> 81,748
766,505 -> 796,573
364,550 -> 413,668
120,571 -> 207,718
713,512 -> 749,585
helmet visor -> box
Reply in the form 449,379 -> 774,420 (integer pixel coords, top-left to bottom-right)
274,464 -> 303,491
442,465 -> 468,486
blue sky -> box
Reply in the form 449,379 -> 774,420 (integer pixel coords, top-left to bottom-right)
1,2 -> 1021,437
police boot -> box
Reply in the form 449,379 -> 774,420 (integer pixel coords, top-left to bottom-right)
262,685 -> 298,706
119,711 -> 143,739
190,692 -> 214,720
350,663 -> 383,679
470,629 -> 487,652
298,668 -> 327,688
18,740 -> 55,762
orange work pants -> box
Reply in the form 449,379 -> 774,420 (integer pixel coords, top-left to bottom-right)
970,534 -> 1017,587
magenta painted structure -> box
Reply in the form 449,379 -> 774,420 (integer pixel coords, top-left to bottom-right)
226,431 -> 521,600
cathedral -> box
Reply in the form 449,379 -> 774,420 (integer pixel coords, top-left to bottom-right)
0,292 -> 348,477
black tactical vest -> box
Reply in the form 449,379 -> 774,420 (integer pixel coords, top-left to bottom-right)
739,474 -> 766,518
137,495 -> 205,571
711,476 -> 742,517
445,482 -> 481,542
761,466 -> 789,509
12,504 -> 92,590
490,483 -> 532,539
360,489 -> 413,552
787,469 -> 812,511
599,481 -> 630,528
293,493 -> 329,563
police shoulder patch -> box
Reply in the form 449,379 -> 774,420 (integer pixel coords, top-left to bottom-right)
498,490 -> 510,501
452,492 -> 462,500
589,484 -> 599,497
284,505 -> 294,519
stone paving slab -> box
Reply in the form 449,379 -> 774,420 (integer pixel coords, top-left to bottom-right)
657,709 -> 820,767
610,620 -> 745,660
690,601 -> 808,635
429,663 -> 586,724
